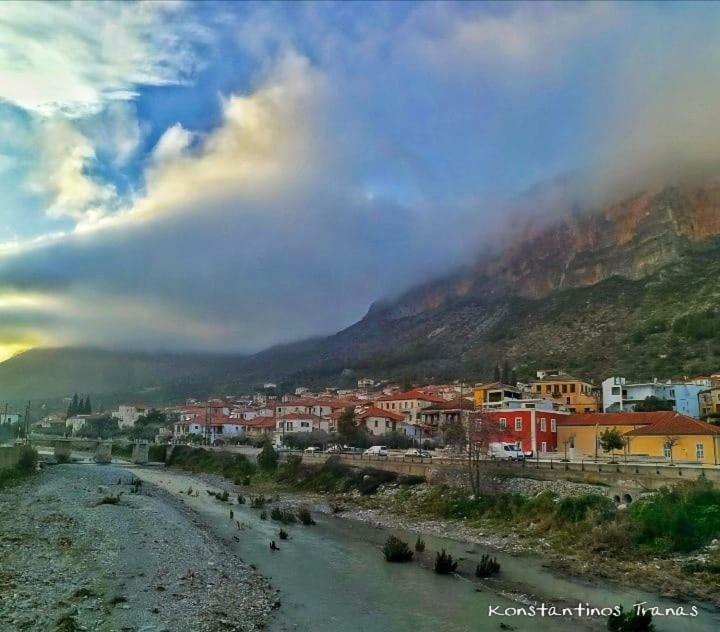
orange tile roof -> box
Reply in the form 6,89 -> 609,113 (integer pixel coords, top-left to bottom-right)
625,415 -> 720,436
376,389 -> 445,403
355,405 -> 405,422
244,416 -> 276,428
558,411 -> 681,427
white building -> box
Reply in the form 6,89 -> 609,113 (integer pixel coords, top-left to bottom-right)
0,412 -> 20,425
357,378 -> 375,388
66,415 -> 91,434
602,377 -> 710,418
113,404 -> 148,428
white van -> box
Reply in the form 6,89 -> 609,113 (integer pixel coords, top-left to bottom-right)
487,442 -> 524,461
364,445 -> 388,456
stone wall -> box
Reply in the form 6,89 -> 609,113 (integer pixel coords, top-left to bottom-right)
0,446 -> 21,470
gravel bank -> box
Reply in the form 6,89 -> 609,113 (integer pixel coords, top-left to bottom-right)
0,463 -> 277,632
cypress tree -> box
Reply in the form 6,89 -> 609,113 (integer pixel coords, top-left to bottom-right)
84,396 -> 92,414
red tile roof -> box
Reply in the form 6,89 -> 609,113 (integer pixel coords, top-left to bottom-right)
355,405 -> 405,422
244,416 -> 276,428
625,415 -> 720,436
558,411 -> 682,427
376,389 -> 445,403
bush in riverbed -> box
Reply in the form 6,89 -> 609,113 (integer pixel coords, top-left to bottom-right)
475,554 -> 500,578
166,445 -> 256,481
259,510 -> 267,520
607,605 -> 654,631
278,529 -> 289,540
270,507 -> 297,524
250,495 -> 268,508
217,490 -> 229,502
257,441 -> 279,472
434,550 -> 457,574
16,446 -> 38,473
237,495 -> 245,504
383,536 -> 413,562
56,453 -> 71,464
414,537 -> 425,552
297,505 -> 315,525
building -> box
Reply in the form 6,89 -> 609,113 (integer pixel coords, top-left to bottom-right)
624,415 -> 720,464
276,413 -> 329,436
419,399 -> 474,433
242,416 -> 276,438
113,404 -> 148,428
66,414 -> 92,434
529,370 -> 598,413
556,411 -> 681,458
699,386 -> 720,419
374,389 -> 445,424
473,382 -> 524,409
477,407 -> 569,454
602,377 -> 711,418
357,378 -> 375,388
0,412 -> 20,425
354,406 -> 405,436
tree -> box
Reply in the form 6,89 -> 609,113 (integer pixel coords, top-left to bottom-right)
664,435 -> 680,465
510,369 -> 518,387
634,396 -> 673,412
83,396 -> 92,415
493,364 -> 501,382
67,393 -> 80,419
257,440 -> 279,471
441,418 -> 467,451
599,427 -> 625,462
467,412 -> 503,496
337,407 -> 359,445
501,361 -> 510,385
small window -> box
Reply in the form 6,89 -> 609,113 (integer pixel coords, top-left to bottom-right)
499,417 -> 507,429
540,418 -> 546,432
562,384 -> 567,393
374,420 -> 379,428
514,417 -> 522,431
696,443 -> 705,461
546,385 -> 551,393
612,386 -> 620,395
663,444 -> 671,459
551,419 -> 557,432
570,384 -> 576,393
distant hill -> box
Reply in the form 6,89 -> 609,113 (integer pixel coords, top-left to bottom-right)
5,184 -> 720,401
0,347 -> 249,404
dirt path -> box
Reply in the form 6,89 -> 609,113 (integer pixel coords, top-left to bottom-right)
0,463 -> 277,632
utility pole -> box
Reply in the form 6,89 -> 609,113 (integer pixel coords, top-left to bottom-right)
24,400 -> 31,445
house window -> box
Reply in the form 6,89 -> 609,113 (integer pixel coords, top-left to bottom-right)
570,384 -> 576,393
562,384 -> 567,393
696,443 -> 705,461
514,417 -> 522,431
546,385 -> 551,393
551,419 -> 557,432
301,422 -> 309,428
499,417 -> 507,429
612,386 -> 620,395
663,444 -> 671,459
374,420 -> 379,428
540,418 -> 546,432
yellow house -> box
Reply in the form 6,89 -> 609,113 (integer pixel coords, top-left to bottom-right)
529,370 -> 598,413
473,382 -> 523,408
556,411 -> 662,457
698,387 -> 720,419
624,415 -> 720,465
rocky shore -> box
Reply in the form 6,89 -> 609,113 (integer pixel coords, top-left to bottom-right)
0,463 -> 277,632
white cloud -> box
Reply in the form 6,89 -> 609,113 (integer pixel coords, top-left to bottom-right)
0,0 -> 206,117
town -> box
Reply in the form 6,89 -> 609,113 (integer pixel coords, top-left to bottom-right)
13,367 -> 720,466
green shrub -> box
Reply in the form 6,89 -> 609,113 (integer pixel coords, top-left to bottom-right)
475,554 -> 500,578
250,495 -> 268,509
259,510 -> 267,520
16,446 -> 38,473
434,550 -> 457,574
297,505 -> 315,525
414,537 -> 425,552
56,453 -> 71,464
383,536 -> 413,562
556,494 -> 614,524
628,482 -> 720,553
257,442 -> 279,471
167,446 -> 256,481
607,605 -> 654,631
278,529 -> 289,540
270,507 -> 297,524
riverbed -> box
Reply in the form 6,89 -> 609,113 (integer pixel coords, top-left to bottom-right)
131,465 -> 720,632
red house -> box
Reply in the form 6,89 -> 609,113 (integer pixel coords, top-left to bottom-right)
477,407 -> 569,454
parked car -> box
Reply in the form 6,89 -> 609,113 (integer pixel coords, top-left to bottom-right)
364,445 -> 388,456
487,442 -> 525,461
326,444 -> 342,453
404,448 -> 432,458
304,446 -> 321,453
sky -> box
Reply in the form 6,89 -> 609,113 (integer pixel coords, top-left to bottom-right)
1,1 -> 720,361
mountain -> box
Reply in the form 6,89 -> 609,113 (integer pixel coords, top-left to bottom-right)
244,184 -> 720,385
4,183 -> 720,402
0,347 -> 249,405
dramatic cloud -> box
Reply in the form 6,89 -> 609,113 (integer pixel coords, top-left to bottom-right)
2,2 -> 720,361
0,0 -> 205,116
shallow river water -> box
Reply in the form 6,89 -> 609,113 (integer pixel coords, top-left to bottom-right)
132,466 -> 719,632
